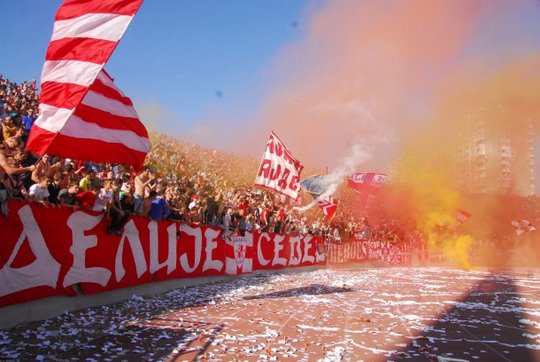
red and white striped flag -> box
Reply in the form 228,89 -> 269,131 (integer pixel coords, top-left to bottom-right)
26,0 -> 150,170
511,220 -> 536,235
455,209 -> 471,225
318,196 -> 338,222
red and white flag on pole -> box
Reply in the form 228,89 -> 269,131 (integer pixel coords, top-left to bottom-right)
254,131 -> 304,200
347,172 -> 387,193
511,220 -> 536,235
455,209 -> 471,225
318,196 -> 338,222
26,0 -> 150,170
347,172 -> 387,210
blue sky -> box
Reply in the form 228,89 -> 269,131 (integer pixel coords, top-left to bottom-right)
3,0 -> 314,131
3,1 -> 540,196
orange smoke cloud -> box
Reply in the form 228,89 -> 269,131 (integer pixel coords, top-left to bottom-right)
261,1 -> 538,270
231,0 -> 487,168
188,1 -> 540,269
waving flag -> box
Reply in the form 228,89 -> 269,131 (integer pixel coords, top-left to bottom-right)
347,172 -> 387,192
300,174 -> 327,199
347,172 -> 387,209
254,131 -> 304,200
318,196 -> 338,222
26,0 -> 150,171
511,220 -> 536,235
300,175 -> 339,221
455,209 -> 471,225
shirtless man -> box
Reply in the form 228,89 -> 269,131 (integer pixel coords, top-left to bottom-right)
0,136 -> 35,176
31,153 -> 52,184
133,166 -> 155,215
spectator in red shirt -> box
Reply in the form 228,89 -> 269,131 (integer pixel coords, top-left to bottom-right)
76,183 -> 100,210
237,197 -> 250,218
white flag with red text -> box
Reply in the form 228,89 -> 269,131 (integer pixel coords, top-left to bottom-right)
26,0 -> 150,170
254,131 -> 304,200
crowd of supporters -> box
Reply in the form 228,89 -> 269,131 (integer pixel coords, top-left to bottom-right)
7,74 -> 536,255
16,76 -> 536,253
0,74 -> 419,245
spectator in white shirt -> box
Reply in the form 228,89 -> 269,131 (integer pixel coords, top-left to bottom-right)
92,179 -> 113,212
28,175 -> 51,206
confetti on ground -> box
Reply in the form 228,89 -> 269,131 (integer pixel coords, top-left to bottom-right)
1,267 -> 539,361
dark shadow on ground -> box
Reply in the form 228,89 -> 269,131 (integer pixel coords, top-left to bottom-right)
2,272 -> 278,361
243,283 -> 353,300
55,319 -> 225,361
389,274 -> 539,362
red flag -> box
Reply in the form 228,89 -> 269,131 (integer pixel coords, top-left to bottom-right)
318,196 -> 338,222
347,172 -> 387,192
511,220 -> 536,235
347,172 -> 387,210
455,209 -> 471,225
26,0 -> 149,171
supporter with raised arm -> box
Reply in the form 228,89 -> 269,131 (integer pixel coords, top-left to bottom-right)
2,147 -> 30,200
0,136 -> 35,176
133,166 -> 155,215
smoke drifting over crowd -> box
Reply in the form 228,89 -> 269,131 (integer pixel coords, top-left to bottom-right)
186,0 -> 540,268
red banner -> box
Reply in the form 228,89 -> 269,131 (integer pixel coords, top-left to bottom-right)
0,200 -> 325,308
326,239 -> 413,265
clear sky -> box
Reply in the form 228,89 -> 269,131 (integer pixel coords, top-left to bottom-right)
3,0 -> 540,193
2,0 -> 314,133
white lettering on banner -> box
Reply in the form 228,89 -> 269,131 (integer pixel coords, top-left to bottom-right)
178,224 -> 202,273
203,228 -> 223,272
272,234 -> 287,267
288,236 -> 301,266
0,205 -> 61,296
344,244 -> 351,261
316,243 -> 326,263
115,220 -> 148,282
243,233 -> 254,272
328,244 -> 335,262
149,222 -> 177,275
257,233 -> 271,266
0,202 -> 325,303
326,240 -> 412,264
301,235 -> 315,264
64,211 -> 111,287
